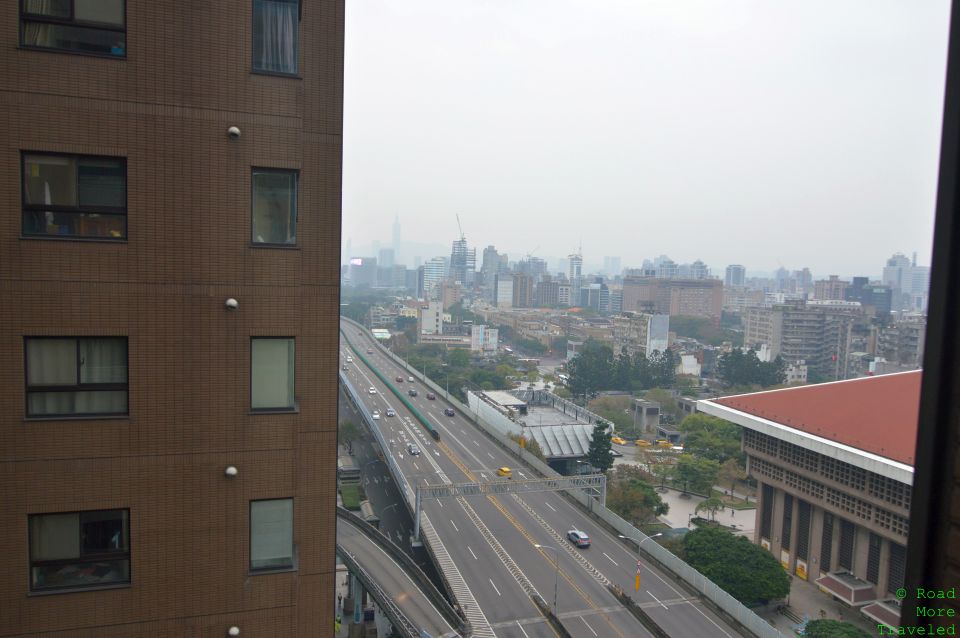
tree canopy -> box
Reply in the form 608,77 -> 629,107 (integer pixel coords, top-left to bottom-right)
717,349 -> 787,388
678,414 -> 744,464
683,527 -> 791,606
567,339 -> 677,399
670,315 -> 744,347
587,421 -> 615,473
606,465 -> 668,526
802,620 -> 872,638
674,454 -> 720,495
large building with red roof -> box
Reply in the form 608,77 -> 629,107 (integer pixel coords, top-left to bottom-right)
699,371 -> 921,629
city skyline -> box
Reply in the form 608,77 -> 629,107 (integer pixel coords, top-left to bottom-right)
343,0 -> 948,275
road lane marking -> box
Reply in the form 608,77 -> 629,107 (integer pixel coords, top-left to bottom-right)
516,621 -> 531,638
603,552 -> 619,566
468,546 -> 478,560
545,502 -> 556,512
487,452 -> 495,459
437,499 -> 444,507
473,440 -> 480,446
648,592 -> 668,609
581,617 -> 598,636
489,579 -> 501,596
450,520 -> 459,532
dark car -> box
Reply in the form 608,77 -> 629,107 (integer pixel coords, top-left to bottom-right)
407,444 -> 421,456
444,408 -> 455,417
395,376 -> 404,382
408,388 -> 418,397
426,393 -> 436,400
367,349 -> 373,354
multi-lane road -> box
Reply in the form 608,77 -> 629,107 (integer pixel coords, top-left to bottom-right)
340,319 -> 745,638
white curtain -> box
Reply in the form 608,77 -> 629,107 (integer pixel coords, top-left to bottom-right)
27,339 -> 127,416
21,0 -> 61,48
251,339 -> 295,409
255,0 -> 297,73
251,499 -> 293,570
31,513 -> 80,561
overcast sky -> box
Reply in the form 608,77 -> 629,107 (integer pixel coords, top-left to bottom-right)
342,0 -> 950,277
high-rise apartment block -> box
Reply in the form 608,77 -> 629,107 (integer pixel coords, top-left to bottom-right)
814,275 -> 850,301
744,301 -> 862,380
725,264 -> 746,288
450,238 -> 476,286
511,273 -> 535,308
1,2 -> 343,635
611,313 -> 670,357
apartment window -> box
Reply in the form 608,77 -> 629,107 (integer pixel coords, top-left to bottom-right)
252,0 -> 298,74
821,513 -> 834,572
25,338 -> 128,417
781,493 -> 793,551
20,0 -> 125,57
250,499 -> 294,571
22,153 -> 126,240
29,509 -> 130,591
867,533 -> 881,584
251,338 -> 295,410
251,169 -> 297,245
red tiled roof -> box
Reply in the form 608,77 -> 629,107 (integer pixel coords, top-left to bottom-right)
713,371 -> 921,465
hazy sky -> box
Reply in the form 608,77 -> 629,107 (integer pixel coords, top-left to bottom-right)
342,0 -> 950,277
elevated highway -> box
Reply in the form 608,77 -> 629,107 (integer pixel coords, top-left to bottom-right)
340,318 -> 750,638
335,508 -> 461,638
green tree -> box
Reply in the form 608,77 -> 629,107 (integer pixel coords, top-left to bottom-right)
717,349 -> 787,388
447,349 -> 470,368
683,527 -> 790,606
339,420 -> 361,452
679,414 -> 743,464
587,395 -> 635,433
567,339 -> 614,401
802,620 -> 872,638
694,496 -> 725,521
587,421 -> 615,473
606,465 -> 669,526
718,458 -> 748,498
675,454 -> 720,495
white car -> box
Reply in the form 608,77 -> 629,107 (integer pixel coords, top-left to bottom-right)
371,410 -> 381,420
346,356 -> 353,363
368,387 -> 377,394
408,376 -> 414,382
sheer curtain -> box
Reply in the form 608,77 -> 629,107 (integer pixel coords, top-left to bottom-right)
26,338 -> 127,416
21,0 -> 60,48
251,499 -> 294,570
255,0 -> 298,74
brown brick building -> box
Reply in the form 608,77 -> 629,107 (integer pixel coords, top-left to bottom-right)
0,1 -> 342,636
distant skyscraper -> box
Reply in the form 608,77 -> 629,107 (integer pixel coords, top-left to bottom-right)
392,214 -> 401,263
423,257 -> 447,299
603,256 -> 621,277
450,238 -> 476,286
883,252 -> 929,311
657,258 -> 678,279
378,247 -> 395,269
689,260 -> 710,280
725,264 -> 746,287
569,251 -> 583,303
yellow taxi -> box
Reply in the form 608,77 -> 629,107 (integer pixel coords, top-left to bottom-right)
636,440 -> 651,447
496,467 -> 513,478
611,436 -> 627,445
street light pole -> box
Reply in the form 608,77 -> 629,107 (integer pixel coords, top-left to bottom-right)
534,544 -> 559,617
618,533 -> 663,592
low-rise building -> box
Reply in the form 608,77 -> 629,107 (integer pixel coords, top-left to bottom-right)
700,372 -> 919,630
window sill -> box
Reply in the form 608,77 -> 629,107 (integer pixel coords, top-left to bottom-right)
251,69 -> 301,79
18,45 -> 126,60
28,582 -> 130,596
249,406 -> 299,415
21,235 -> 127,244
249,243 -> 300,250
25,414 -> 129,422
248,566 -> 297,576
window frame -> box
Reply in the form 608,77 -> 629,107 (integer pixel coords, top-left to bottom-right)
250,167 -> 299,247
28,508 -> 131,593
249,337 -> 297,413
248,498 -> 296,574
19,0 -> 127,59
21,151 -> 128,242
24,337 -> 129,419
250,0 -> 301,77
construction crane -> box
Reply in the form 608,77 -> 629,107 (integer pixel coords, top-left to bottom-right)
455,214 -> 465,241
